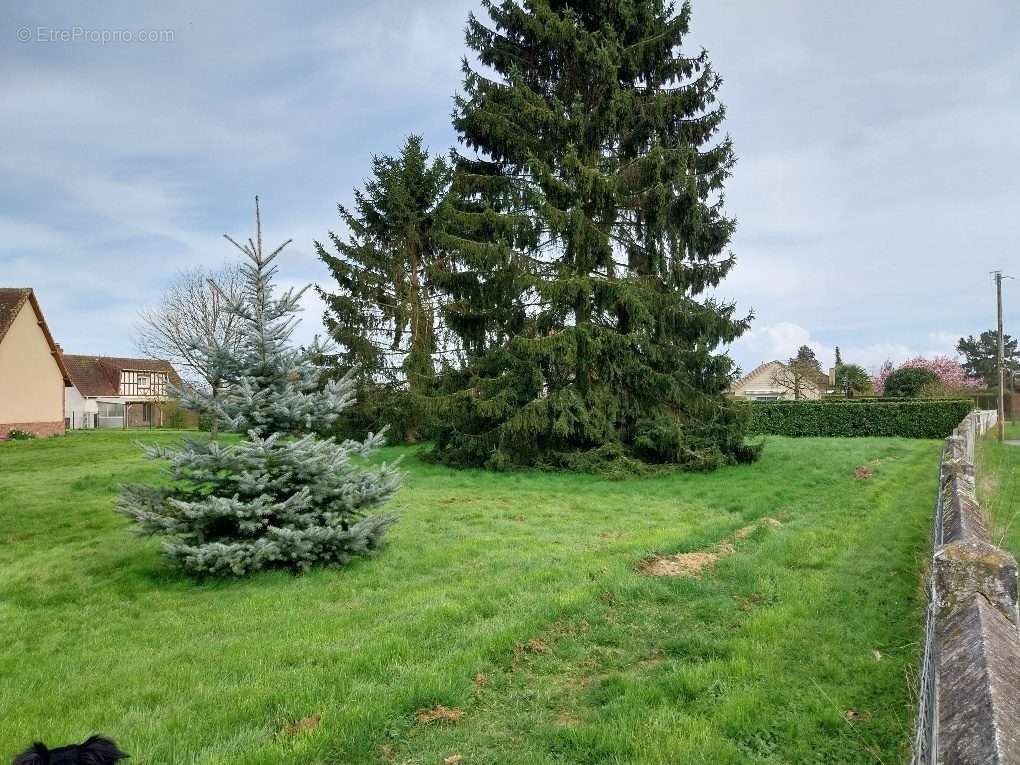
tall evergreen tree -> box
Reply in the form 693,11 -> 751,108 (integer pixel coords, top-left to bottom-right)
957,330 -> 1020,387
792,345 -> 822,376
118,199 -> 401,576
834,363 -> 871,396
771,346 -> 825,400
430,0 -> 755,471
316,137 -> 454,391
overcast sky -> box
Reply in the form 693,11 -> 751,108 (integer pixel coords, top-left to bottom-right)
2,1 -> 1018,374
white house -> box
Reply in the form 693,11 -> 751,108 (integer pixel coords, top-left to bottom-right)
729,360 -> 828,401
62,354 -> 183,428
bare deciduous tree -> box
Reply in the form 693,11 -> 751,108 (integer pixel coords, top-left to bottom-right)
769,364 -> 813,400
135,264 -> 244,437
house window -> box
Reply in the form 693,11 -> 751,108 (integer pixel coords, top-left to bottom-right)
97,401 -> 125,428
137,374 -> 150,390
745,391 -> 780,402
98,402 -> 125,418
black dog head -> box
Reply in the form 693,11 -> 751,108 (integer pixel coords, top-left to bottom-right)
12,736 -> 127,765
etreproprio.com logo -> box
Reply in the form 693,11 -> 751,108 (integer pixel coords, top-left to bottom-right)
17,26 -> 175,44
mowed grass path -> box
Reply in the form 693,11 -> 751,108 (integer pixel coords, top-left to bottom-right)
0,431 -> 937,764
977,421 -> 1020,557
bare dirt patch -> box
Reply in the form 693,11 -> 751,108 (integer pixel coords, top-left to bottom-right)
734,517 -> 783,539
416,705 -> 464,725
639,550 -> 721,577
640,648 -> 666,668
639,517 -> 784,578
557,711 -> 582,727
869,456 -> 897,466
736,592 -> 765,612
843,708 -> 872,723
854,466 -> 874,480
281,714 -> 321,736
527,637 -> 551,654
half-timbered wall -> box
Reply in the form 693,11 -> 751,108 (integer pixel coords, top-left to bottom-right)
119,370 -> 169,397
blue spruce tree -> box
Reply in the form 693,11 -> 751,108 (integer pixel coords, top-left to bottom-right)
118,199 -> 401,576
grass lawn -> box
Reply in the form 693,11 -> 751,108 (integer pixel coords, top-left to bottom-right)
0,430 -> 938,764
976,421 -> 1020,557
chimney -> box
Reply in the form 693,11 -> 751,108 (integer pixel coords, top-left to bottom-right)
828,367 -> 835,386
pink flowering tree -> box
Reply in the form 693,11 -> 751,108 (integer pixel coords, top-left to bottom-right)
872,356 -> 985,395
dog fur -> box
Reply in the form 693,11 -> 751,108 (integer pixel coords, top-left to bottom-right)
11,735 -> 127,765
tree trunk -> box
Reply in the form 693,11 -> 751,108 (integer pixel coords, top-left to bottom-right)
210,382 -> 220,441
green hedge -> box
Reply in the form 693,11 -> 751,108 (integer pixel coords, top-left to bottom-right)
747,399 -> 974,438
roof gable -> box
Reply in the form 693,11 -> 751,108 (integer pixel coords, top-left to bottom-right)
0,288 -> 31,346
0,287 -> 72,385
732,360 -> 785,390
731,359 -> 826,396
62,354 -> 183,397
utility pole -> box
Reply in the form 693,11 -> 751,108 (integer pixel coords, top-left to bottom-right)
994,270 -> 1005,441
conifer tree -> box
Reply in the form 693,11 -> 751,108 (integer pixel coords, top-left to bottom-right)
315,136 -> 454,439
771,346 -> 825,400
117,199 -> 401,576
957,330 -> 1020,387
431,0 -> 755,471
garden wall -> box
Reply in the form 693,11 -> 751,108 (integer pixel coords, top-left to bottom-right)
747,399 -> 974,439
911,409 -> 1020,765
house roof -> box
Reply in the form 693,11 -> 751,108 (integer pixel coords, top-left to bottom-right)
0,287 -> 72,385
0,288 -> 31,345
731,360 -> 785,390
62,354 -> 183,397
731,358 -> 829,393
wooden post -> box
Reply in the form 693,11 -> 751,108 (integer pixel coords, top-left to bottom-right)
995,271 -> 1005,441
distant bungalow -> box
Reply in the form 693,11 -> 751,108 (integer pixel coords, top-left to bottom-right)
729,360 -> 830,401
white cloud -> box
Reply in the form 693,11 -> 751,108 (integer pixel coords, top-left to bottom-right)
728,323 -> 963,376
2,0 -> 1020,366
835,344 -> 918,374
729,322 -> 825,368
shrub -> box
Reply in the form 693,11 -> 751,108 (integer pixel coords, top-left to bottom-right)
873,356 -> 983,395
882,367 -> 940,398
159,400 -> 196,429
5,429 -> 37,441
834,363 -> 873,395
747,399 -> 974,439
